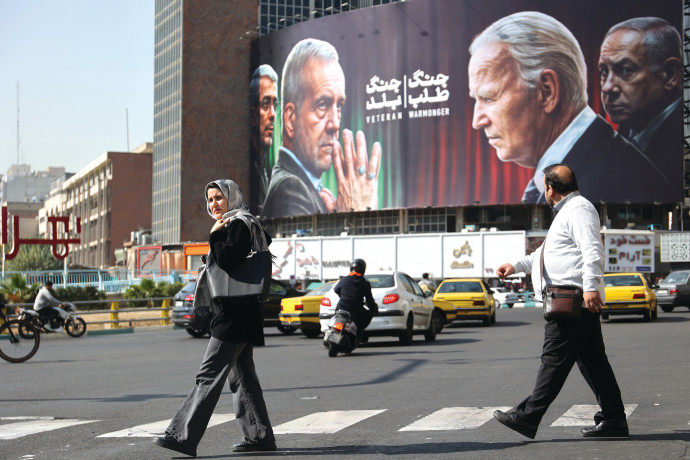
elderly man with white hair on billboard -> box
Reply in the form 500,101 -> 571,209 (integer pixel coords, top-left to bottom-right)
468,11 -> 677,205
262,38 -> 382,218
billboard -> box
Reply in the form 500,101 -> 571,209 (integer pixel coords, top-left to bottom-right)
249,0 -> 682,218
269,231 -> 526,281
602,230 -> 655,273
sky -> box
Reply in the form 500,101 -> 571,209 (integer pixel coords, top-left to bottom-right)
0,1 -> 154,176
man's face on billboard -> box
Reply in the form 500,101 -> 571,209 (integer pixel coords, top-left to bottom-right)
292,58 -> 346,176
469,43 -> 544,168
258,76 -> 278,150
599,29 -> 667,129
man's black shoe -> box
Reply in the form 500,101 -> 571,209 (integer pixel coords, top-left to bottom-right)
153,435 -> 197,457
493,410 -> 537,439
232,439 -> 278,452
581,420 -> 629,437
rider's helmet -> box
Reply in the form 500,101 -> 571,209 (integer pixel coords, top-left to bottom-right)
350,258 -> 366,275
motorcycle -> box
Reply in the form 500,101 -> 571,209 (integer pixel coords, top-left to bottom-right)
323,310 -> 358,357
17,302 -> 87,338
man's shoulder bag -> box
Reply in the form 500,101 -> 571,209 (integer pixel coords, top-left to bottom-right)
540,237 -> 583,321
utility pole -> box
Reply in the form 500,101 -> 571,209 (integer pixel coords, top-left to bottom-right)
16,82 -> 20,166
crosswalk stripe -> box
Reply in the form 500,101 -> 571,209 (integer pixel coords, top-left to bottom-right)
399,406 -> 512,431
550,404 -> 638,426
273,410 -> 386,434
97,413 -> 235,438
0,417 -> 98,440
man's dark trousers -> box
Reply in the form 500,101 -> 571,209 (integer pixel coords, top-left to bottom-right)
514,309 -> 626,427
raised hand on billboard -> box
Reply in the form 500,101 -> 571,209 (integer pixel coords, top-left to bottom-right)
332,129 -> 381,212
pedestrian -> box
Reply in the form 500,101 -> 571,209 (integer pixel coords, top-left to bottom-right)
418,273 -> 437,295
493,164 -> 628,439
153,179 -> 277,457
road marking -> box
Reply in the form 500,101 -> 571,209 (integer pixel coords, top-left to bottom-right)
97,413 -> 235,437
399,406 -> 512,431
0,417 -> 98,440
551,404 -> 638,426
273,410 -> 386,434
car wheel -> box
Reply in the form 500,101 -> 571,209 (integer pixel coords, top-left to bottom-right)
642,309 -> 651,322
431,308 -> 444,333
277,325 -> 297,335
651,305 -> 658,320
491,310 -> 496,324
302,328 -> 321,339
660,305 -> 674,313
399,314 -> 414,345
186,327 -> 207,338
482,315 -> 491,326
424,311 -> 440,342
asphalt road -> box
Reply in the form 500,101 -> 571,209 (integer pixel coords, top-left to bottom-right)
1,307 -> 689,460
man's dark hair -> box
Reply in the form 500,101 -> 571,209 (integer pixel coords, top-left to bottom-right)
45,281 -> 53,287
422,273 -> 430,279
543,164 -> 578,194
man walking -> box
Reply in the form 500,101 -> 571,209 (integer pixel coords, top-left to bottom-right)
493,164 -> 628,439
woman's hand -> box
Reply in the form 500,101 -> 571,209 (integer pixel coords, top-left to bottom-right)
211,217 -> 229,233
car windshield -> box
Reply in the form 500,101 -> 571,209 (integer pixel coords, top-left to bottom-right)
605,275 -> 643,287
663,272 -> 689,284
308,282 -> 336,296
438,281 -> 483,293
365,275 -> 395,289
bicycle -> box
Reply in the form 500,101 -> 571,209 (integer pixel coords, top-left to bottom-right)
0,303 -> 41,363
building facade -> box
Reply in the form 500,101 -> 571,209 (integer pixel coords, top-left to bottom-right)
1,165 -> 65,204
55,143 -> 153,268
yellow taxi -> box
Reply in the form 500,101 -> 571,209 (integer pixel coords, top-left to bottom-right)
431,298 -> 458,327
603,272 -> 657,322
279,281 -> 337,338
433,278 -> 496,326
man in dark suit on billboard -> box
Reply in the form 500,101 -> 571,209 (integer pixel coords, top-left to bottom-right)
599,17 -> 683,191
250,64 -> 279,213
262,38 -> 381,218
468,11 -> 677,205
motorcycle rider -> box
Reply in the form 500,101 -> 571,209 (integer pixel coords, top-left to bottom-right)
33,281 -> 64,332
334,259 -> 379,339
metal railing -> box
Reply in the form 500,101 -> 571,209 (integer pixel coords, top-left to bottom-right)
2,297 -> 176,329
1,269 -> 196,293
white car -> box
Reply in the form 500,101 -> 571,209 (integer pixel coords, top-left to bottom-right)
490,287 -> 520,308
319,272 -> 441,344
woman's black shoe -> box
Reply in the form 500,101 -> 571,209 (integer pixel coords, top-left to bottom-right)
153,435 -> 197,457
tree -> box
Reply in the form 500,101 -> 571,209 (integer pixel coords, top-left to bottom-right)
0,273 -> 40,304
3,244 -> 63,272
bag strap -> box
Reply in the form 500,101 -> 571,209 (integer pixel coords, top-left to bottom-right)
540,234 -> 547,292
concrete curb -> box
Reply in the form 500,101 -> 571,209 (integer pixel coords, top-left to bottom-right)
87,328 -> 134,336
86,325 -> 175,336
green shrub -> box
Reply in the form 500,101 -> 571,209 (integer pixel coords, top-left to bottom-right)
53,286 -> 106,310
123,280 -> 182,308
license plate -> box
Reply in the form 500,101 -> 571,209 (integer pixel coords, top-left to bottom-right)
610,304 -> 628,309
175,301 -> 184,306
656,289 -> 668,295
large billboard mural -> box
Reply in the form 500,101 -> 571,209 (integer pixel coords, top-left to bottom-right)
249,0 -> 683,217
